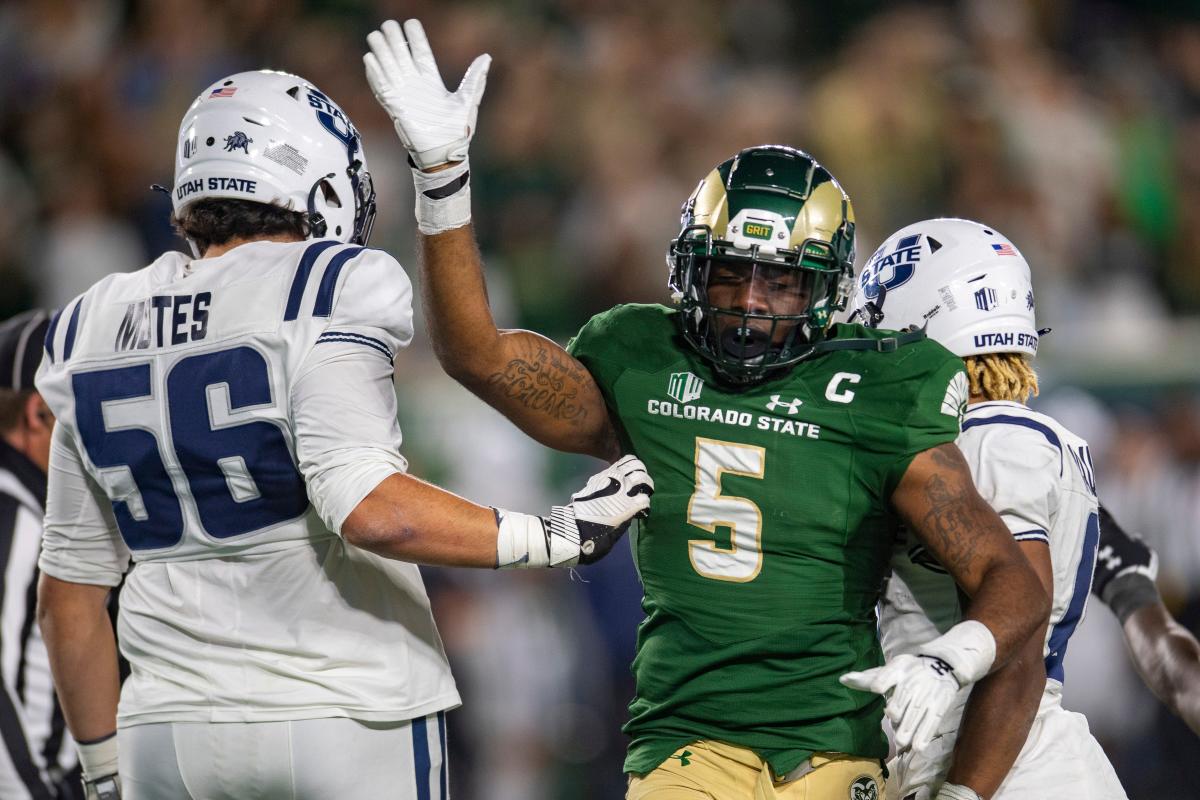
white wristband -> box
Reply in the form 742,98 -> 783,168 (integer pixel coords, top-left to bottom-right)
935,783 -> 984,800
495,509 -> 546,569
922,620 -> 997,686
495,508 -> 582,568
77,733 -> 119,780
412,158 -> 472,235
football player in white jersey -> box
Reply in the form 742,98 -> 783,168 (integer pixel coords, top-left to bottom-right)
33,70 -> 653,800
846,218 -> 1127,799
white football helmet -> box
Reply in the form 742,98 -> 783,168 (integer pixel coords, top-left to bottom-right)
848,218 -> 1039,357
172,70 -> 376,245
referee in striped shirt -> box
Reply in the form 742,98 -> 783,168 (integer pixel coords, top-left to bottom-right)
0,310 -> 80,799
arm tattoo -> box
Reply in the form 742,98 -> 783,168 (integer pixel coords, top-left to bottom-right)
485,346 -> 590,422
921,464 -> 981,575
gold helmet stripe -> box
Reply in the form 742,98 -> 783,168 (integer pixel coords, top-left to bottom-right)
688,168 -> 730,238
790,178 -> 852,251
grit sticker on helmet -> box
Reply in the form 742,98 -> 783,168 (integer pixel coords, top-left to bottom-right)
667,145 -> 856,383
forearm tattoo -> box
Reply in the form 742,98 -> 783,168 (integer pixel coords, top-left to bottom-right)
485,346 -> 590,422
920,446 -> 982,575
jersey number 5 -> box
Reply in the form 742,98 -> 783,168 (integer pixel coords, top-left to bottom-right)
72,346 -> 308,551
686,438 -> 765,582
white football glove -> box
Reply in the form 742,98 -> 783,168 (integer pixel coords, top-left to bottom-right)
364,18 -> 490,169
935,783 -> 984,800
840,620 -> 996,752
842,653 -> 961,753
496,455 -> 654,568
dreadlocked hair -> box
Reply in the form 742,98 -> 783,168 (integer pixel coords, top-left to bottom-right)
963,352 -> 1040,404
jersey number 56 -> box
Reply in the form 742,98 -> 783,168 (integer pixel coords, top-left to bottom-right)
72,346 -> 308,551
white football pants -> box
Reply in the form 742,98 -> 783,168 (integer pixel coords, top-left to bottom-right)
892,704 -> 1126,799
119,714 -> 448,799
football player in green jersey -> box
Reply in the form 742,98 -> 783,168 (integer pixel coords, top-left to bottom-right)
364,18 -> 1050,798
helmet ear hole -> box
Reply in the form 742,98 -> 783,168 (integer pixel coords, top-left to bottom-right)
320,180 -> 342,208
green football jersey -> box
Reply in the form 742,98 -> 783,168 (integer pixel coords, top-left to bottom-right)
567,304 -> 968,777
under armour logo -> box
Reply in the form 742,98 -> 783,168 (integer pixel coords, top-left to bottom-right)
923,655 -> 953,677
668,750 -> 693,767
1097,544 -> 1122,572
766,395 -> 804,415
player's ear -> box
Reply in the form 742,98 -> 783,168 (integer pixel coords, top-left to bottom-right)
24,392 -> 53,433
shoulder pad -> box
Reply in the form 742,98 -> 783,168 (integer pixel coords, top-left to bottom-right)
304,245 -> 414,354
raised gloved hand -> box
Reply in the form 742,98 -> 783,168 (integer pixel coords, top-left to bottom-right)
496,455 -> 654,568
840,620 -> 996,752
364,18 -> 489,234
364,18 -> 490,169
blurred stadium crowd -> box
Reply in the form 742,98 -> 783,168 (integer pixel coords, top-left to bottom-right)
1,0 -> 1197,796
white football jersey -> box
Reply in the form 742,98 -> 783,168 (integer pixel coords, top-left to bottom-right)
881,400 -> 1100,732
36,239 -> 460,726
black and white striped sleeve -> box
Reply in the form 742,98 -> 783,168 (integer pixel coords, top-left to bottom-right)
0,496 -> 71,799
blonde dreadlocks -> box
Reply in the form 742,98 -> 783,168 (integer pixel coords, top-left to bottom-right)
963,352 -> 1040,404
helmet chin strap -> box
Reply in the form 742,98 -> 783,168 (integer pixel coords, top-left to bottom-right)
812,325 -> 927,355
305,173 -> 336,239
860,283 -> 888,328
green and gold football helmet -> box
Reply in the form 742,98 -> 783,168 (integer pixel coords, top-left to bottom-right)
668,145 -> 856,384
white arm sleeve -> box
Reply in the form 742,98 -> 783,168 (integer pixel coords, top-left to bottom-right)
292,249 -> 415,535
38,423 -> 130,586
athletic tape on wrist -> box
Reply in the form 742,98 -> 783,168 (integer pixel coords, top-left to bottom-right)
494,509 -> 548,569
77,733 -> 119,780
494,507 -> 583,569
411,159 -> 472,235
922,620 -> 996,686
